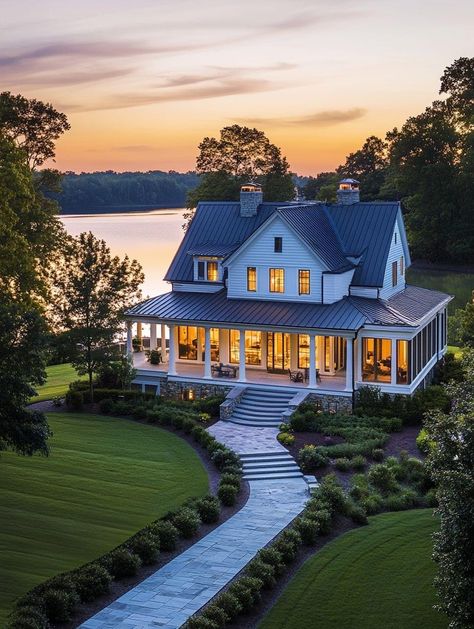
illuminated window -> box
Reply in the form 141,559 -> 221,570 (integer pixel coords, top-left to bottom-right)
298,269 -> 310,295
274,237 -> 283,253
397,340 -> 409,384
267,332 -> 290,371
392,261 -> 397,287
362,338 -> 392,382
269,268 -> 284,293
207,261 -> 218,281
178,326 -> 198,360
210,328 -> 219,362
298,334 -> 310,368
400,256 -> 404,275
247,267 -> 257,292
245,331 -> 262,365
229,330 -> 240,364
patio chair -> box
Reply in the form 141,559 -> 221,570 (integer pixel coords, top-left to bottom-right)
211,363 -> 222,377
288,369 -> 304,383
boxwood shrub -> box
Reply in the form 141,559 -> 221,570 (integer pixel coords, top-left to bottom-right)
196,496 -> 221,524
104,548 -> 141,579
172,507 -> 201,538
147,521 -> 179,551
217,483 -> 238,506
128,532 -> 160,565
75,563 -> 112,602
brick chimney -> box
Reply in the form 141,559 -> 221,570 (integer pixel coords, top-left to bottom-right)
240,182 -> 263,217
337,178 -> 360,205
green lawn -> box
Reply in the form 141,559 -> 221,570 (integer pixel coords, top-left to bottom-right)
260,509 -> 447,629
0,413 -> 209,623
31,363 -> 84,402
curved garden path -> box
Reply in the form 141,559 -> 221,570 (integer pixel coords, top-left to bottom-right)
80,422 -> 308,629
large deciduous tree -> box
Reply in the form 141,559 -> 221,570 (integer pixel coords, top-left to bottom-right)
337,135 -> 389,201
49,232 -> 143,401
425,350 -> 474,628
185,125 -> 294,223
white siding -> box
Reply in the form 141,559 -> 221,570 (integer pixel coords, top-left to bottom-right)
350,286 -> 378,298
172,282 -> 222,293
379,217 -> 407,300
226,215 -> 325,302
323,269 -> 355,304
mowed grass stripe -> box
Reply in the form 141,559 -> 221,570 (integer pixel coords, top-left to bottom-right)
0,412 -> 208,623
259,509 -> 447,629
30,363 -> 84,402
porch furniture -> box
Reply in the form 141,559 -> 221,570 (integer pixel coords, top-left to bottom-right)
219,364 -> 237,378
211,363 -> 223,377
304,367 -> 322,383
288,369 -> 304,383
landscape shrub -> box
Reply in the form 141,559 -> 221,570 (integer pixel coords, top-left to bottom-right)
256,547 -> 286,576
245,558 -> 276,588
212,591 -> 243,620
148,521 -> 179,551
217,483 -> 238,506
277,432 -> 295,446
98,398 -> 115,414
196,496 -> 221,523
211,447 -> 240,471
278,528 -> 302,548
228,576 -> 263,611
371,448 -> 385,461
315,474 -> 348,515
104,548 -> 141,579
193,395 -> 225,417
41,587 -> 79,623
298,445 -> 329,471
172,507 -> 201,538
294,517 -> 320,545
273,538 -> 299,564
74,563 -> 112,602
201,604 -> 229,626
359,492 -> 384,515
182,417 -> 196,433
416,428 -> 434,454
433,351 -> 464,384
6,605 -> 50,629
367,464 -> 399,494
128,533 -> 160,564
219,473 -> 241,489
351,455 -> 367,470
348,504 -> 369,525
304,507 -> 332,534
65,389 -> 83,410
425,487 -> 438,507
334,457 -> 351,471
221,464 -> 242,476
114,401 -> 134,415
384,489 -> 419,511
185,616 -> 219,629
132,405 -> 148,420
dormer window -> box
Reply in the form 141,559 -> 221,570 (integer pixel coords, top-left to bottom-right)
194,257 -> 221,282
274,237 -> 283,253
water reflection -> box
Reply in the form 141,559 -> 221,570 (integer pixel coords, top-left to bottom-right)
61,209 -> 185,298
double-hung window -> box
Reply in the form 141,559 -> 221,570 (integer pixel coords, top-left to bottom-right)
269,268 -> 284,293
247,267 -> 257,292
196,258 -> 220,282
274,237 -> 283,253
298,269 -> 310,295
392,261 -> 397,287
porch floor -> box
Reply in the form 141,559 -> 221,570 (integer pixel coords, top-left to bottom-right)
132,353 -> 347,392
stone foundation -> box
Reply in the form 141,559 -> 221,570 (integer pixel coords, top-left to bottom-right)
304,393 -> 353,414
160,379 -> 233,400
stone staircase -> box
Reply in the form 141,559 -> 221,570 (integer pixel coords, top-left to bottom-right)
240,451 -> 304,481
227,387 -> 294,427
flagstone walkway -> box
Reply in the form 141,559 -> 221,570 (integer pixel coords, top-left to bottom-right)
80,422 -> 308,629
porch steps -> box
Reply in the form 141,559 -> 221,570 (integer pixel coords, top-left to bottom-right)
227,387 -> 294,427
240,451 -> 304,481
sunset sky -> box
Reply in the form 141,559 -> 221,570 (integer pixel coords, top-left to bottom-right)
2,0 -> 472,175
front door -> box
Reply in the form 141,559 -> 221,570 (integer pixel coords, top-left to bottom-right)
267,332 -> 290,372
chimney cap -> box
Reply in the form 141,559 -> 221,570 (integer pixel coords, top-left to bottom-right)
339,178 -> 360,186
241,182 -> 262,192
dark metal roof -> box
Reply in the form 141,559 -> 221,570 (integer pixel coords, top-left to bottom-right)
328,202 -> 401,286
277,206 -> 353,272
166,200 -> 403,288
165,203 -> 292,283
126,285 -> 452,331
126,289 -> 367,331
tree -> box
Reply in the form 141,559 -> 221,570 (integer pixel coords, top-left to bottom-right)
0,135 -> 60,455
302,172 -> 337,201
425,350 -> 474,628
185,125 -> 294,224
455,296 -> 474,348
0,92 -> 70,169
49,232 -> 143,400
337,135 -> 388,200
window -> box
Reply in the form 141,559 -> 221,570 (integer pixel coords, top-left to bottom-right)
229,330 -> 262,365
210,328 -> 219,362
362,338 -> 392,382
298,334 -> 310,368
400,256 -> 404,275
207,261 -> 218,281
197,261 -> 205,280
178,326 -> 198,360
397,340 -> 409,384
392,261 -> 397,287
269,268 -> 284,293
267,332 -> 290,371
229,330 -> 240,363
247,267 -> 257,292
274,237 -> 283,253
394,232 -> 397,244
298,269 -> 310,295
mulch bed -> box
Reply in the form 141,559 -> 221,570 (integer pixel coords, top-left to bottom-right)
32,403 -> 250,629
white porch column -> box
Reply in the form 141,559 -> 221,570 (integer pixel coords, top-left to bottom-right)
238,330 -> 246,382
150,323 -> 157,350
391,338 -> 397,386
204,327 -> 212,379
126,321 -> 133,356
345,337 -> 354,391
136,322 -> 142,350
160,324 -> 167,362
168,324 -> 177,376
308,332 -> 317,388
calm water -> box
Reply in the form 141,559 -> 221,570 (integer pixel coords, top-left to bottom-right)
61,209 -> 474,312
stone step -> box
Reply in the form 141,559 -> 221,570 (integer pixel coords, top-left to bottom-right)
232,411 -> 282,420
243,461 -> 299,471
227,418 -> 281,427
240,453 -> 294,462
244,393 -> 293,402
244,471 -> 304,481
237,400 -> 288,409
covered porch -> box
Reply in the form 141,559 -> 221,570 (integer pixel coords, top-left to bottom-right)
125,321 -> 354,392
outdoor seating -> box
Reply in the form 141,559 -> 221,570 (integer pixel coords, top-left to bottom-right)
213,363 -> 237,378
304,367 -> 322,383
288,369 -> 304,383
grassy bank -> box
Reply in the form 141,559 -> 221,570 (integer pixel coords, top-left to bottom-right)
0,412 -> 209,623
31,363 -> 84,402
260,509 -> 446,629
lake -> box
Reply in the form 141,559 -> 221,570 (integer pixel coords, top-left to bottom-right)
61,210 -> 474,312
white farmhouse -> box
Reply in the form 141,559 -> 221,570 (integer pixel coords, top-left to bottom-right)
125,179 -> 451,415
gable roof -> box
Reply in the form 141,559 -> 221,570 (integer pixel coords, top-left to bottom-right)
165,200 -> 405,287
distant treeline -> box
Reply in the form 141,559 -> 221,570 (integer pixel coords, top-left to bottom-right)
51,170 -> 201,212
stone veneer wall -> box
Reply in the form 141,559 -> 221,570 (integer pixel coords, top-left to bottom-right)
161,379 -> 233,400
